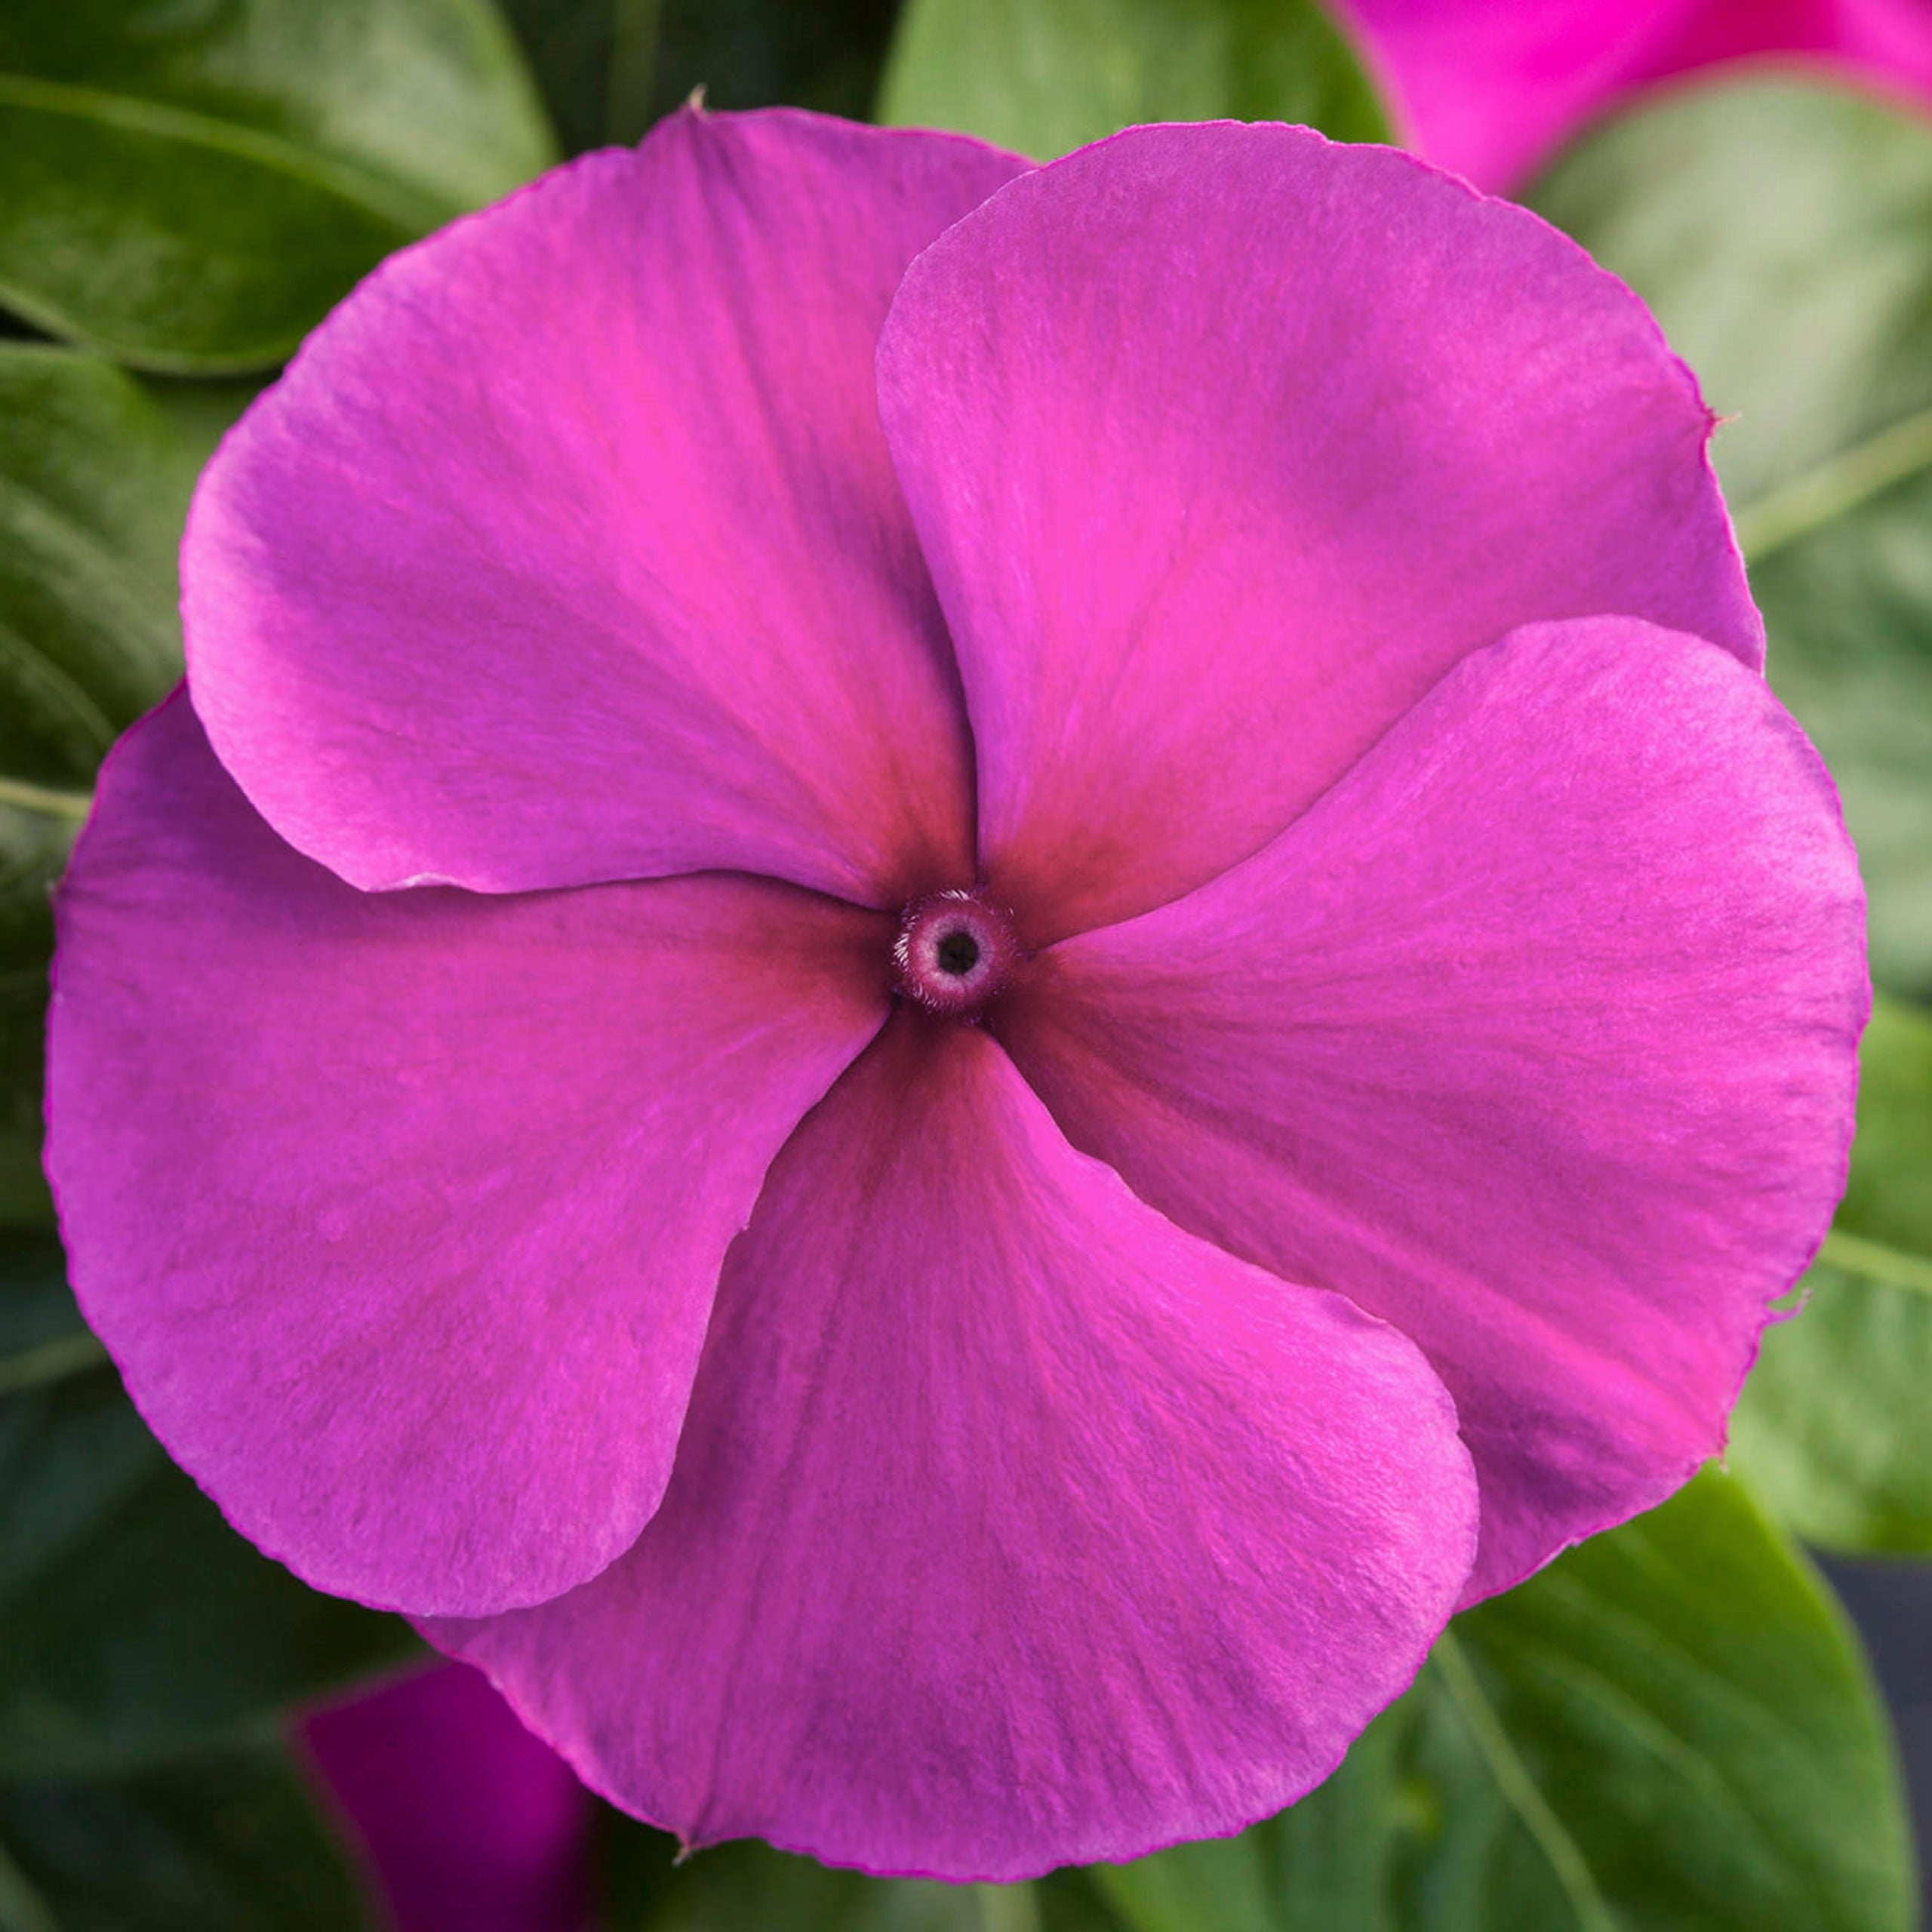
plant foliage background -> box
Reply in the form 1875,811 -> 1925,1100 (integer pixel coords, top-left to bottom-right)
1,2 -> 1928,1927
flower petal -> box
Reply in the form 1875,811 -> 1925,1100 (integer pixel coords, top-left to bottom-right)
1650,0 -> 1932,108
45,694 -> 890,1617
875,122 -> 1759,942
185,109 -> 1027,904
303,1663 -> 590,1932
428,1017 -> 1478,1881
1334,0 -> 1696,190
1339,0 -> 1932,192
996,617 -> 1866,1603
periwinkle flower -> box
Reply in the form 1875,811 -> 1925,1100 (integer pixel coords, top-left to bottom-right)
1339,0 -> 1932,189
305,1664 -> 590,1932
45,109 -> 1864,1879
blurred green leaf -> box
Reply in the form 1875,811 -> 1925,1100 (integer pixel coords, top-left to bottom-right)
601,1817 -> 1126,1930
1730,1254 -> 1932,1554
0,348 -> 205,788
0,1197 -> 101,1386
0,1748 -> 371,1932
0,345 -> 250,1223
502,0 -> 903,153
1095,1701 -> 1411,1932
654,0 -> 902,130
0,801 -> 72,1228
1097,1469 -> 1912,1931
1428,1467 -> 1912,1932
1729,994 -> 1932,1552
496,0 -> 621,153
0,0 -> 555,371
0,1230 -> 420,1777
877,0 -> 1388,160
1531,77 -> 1932,1000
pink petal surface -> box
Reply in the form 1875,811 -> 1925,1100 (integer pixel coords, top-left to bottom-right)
45,694 -> 889,1617
185,108 -> 1026,906
429,1018 -> 1478,1881
997,618 -> 1866,1604
876,122 -> 1758,943
1339,0 -> 1932,192
1655,0 -> 1932,94
304,1664 -> 589,1932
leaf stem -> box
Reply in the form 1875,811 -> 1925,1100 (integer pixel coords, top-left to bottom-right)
975,1883 -> 1042,1932
0,775 -> 91,820
0,1329 -> 109,1397
1817,1228 -> 1932,1298
1432,1631 -> 1619,1932
1735,400 -> 1932,563
0,1837 -> 57,1932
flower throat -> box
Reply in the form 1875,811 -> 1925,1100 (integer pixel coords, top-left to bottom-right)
893,890 -> 1019,1016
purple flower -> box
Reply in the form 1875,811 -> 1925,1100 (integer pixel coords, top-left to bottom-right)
45,110 -> 1864,1880
303,1664 -> 590,1932
1339,0 -> 1932,191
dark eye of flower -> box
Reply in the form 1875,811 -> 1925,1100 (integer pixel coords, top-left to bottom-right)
936,930 -> 980,976
893,890 -> 1017,1015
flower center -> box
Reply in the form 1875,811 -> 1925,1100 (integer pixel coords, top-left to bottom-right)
894,890 -> 1019,1017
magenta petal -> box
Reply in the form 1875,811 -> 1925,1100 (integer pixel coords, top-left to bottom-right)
427,1019 -> 1478,1881
303,1664 -> 589,1932
1340,0 -> 1932,192
1335,0 -> 1699,190
185,109 -> 1027,905
45,695 -> 890,1616
1649,0 -> 1932,103
998,617 -> 1866,1603
876,122 -> 1758,943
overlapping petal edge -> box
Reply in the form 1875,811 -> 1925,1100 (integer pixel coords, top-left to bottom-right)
42,105 -> 1866,1879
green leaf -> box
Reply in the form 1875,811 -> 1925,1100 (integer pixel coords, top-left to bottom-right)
1835,998 -> 1932,1256
0,344 -> 250,1224
1430,1468 -> 1912,1932
1095,1701 -> 1413,1932
0,1230 -> 421,1776
0,348 -> 208,786
877,0 -> 1389,162
0,801 -> 72,1229
495,0 -> 616,155
0,1748 -> 371,1932
599,1816 -> 1125,1931
0,0 -> 556,371
0,1220 -> 102,1392
1728,994 -> 1932,1551
1094,1469 -> 1912,1931
1529,77 -> 1932,999
503,0 -> 903,155
654,0 -> 903,131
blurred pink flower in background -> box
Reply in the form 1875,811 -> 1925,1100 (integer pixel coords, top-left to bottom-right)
304,1664 -> 591,1932
1341,0 -> 1932,189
